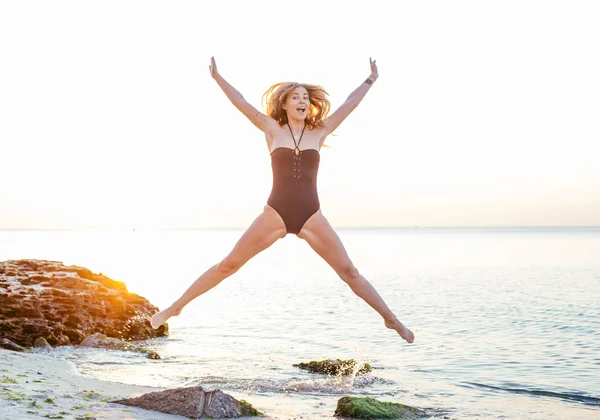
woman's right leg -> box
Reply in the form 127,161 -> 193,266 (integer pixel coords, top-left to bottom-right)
151,205 -> 287,328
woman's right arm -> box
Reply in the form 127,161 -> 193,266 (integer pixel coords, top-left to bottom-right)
210,57 -> 274,133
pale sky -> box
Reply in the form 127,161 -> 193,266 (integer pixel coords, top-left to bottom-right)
1,1 -> 599,229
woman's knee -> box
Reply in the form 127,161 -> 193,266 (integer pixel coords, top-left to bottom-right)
217,256 -> 242,276
338,264 -> 361,284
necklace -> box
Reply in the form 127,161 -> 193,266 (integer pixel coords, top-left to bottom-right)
287,123 -> 306,156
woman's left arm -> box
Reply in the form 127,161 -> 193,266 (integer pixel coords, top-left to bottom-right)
322,58 -> 378,134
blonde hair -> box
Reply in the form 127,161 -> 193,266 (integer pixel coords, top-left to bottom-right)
262,82 -> 330,129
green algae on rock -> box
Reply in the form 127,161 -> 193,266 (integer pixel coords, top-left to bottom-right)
294,359 -> 372,376
240,399 -> 264,416
334,396 -> 428,419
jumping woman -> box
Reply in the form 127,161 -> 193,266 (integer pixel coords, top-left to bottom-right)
151,57 -> 415,344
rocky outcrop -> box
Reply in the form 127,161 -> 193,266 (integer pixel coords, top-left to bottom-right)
334,396 -> 428,419
294,359 -> 372,376
0,259 -> 168,347
80,333 -> 160,359
112,386 -> 262,418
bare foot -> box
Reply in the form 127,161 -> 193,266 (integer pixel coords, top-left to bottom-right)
151,306 -> 181,329
385,318 -> 415,344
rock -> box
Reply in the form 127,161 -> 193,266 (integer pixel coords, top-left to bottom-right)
80,333 -> 160,359
0,338 -> 25,351
294,359 -> 372,376
0,259 -> 168,347
204,389 -> 262,418
33,337 -> 52,348
112,386 -> 262,418
334,396 -> 428,419
56,335 -> 70,346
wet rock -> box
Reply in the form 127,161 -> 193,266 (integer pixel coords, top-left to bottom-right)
80,333 -> 160,359
112,386 -> 262,418
204,389 -> 262,418
334,396 -> 428,419
0,259 -> 168,347
294,359 -> 372,376
56,335 -> 70,346
0,338 -> 25,351
33,337 -> 52,349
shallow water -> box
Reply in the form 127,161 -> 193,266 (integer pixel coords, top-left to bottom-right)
2,227 -> 600,418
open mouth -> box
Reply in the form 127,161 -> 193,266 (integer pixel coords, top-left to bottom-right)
297,107 -> 306,113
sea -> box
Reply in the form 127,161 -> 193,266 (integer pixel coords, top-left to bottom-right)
1,227 -> 599,419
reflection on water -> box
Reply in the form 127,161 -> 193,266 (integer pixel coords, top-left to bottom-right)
2,227 -> 600,419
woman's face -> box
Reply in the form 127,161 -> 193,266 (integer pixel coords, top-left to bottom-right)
283,87 -> 309,120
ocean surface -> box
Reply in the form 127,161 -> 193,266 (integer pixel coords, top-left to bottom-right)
1,227 -> 599,419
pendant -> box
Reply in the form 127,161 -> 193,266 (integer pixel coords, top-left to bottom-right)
294,135 -> 299,141
295,149 -> 299,156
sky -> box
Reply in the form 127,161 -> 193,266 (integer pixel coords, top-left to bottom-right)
1,1 -> 599,229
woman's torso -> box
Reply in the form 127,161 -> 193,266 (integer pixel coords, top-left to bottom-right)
265,122 -> 326,233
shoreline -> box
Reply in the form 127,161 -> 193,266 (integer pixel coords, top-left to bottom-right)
0,349 -> 266,420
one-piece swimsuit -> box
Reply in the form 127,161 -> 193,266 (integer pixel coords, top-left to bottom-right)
267,123 -> 320,235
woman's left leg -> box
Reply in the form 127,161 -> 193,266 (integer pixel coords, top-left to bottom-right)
297,210 -> 414,344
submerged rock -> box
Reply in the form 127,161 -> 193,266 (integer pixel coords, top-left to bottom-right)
80,332 -> 160,359
334,396 -> 428,419
112,386 -> 262,418
294,359 -> 372,376
0,259 -> 168,347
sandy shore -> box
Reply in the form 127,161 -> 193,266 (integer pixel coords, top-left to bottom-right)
0,349 -> 267,420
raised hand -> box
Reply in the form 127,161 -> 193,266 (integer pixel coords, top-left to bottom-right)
209,56 -> 219,79
369,57 -> 378,81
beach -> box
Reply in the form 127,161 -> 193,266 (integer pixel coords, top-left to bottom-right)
0,348 -> 183,420
0,348 -> 268,420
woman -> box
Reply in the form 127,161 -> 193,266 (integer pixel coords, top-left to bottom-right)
151,57 -> 414,344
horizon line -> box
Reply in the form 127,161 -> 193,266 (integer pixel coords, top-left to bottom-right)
1,225 -> 599,232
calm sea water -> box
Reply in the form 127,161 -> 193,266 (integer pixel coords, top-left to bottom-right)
1,227 -> 599,419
